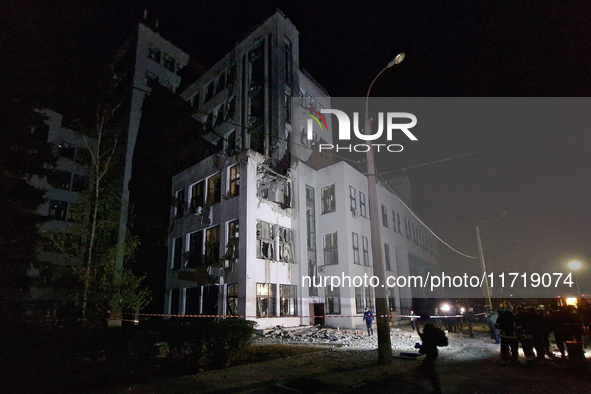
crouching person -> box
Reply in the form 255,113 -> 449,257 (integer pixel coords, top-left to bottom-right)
415,323 -> 448,394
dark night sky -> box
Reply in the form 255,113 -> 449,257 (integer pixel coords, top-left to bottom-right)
10,1 -> 591,296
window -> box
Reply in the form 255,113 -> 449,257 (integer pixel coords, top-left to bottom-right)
190,181 -> 205,214
392,210 -> 401,233
225,96 -> 236,120
48,170 -> 71,190
71,174 -> 87,192
175,188 -> 185,218
355,287 -> 364,313
204,226 -> 220,265
306,186 -> 316,250
145,70 -> 158,88
352,233 -> 360,265
187,231 -> 203,268
223,219 -> 239,265
362,236 -> 370,266
163,53 -> 175,72
284,93 -> 291,124
280,284 -> 297,316
172,237 -> 182,270
256,283 -> 276,317
278,227 -> 293,263
323,232 -> 338,265
256,221 -> 274,259
148,43 -> 161,63
57,141 -> 75,159
228,164 -> 240,197
384,243 -> 392,271
321,184 -> 336,214
169,289 -> 180,315
325,286 -> 340,314
387,287 -> 397,312
381,205 -> 388,228
48,199 -> 68,221
284,37 -> 293,87
349,186 -> 357,215
227,283 -> 238,316
364,286 -> 375,311
359,191 -> 367,218
206,173 -> 221,206
204,81 -> 214,102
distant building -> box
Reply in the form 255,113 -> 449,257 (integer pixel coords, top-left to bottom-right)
27,109 -> 94,320
164,11 -> 439,330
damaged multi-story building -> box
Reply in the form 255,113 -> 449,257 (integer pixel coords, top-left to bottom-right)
165,11 -> 439,329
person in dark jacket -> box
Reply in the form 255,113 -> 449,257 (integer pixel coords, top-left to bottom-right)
496,308 -> 519,364
363,308 -> 374,336
464,307 -> 476,338
487,309 -> 500,344
415,323 -> 444,393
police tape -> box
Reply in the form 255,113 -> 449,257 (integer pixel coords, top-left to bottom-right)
110,311 -> 470,319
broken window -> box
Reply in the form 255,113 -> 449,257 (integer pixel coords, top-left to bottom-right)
256,221 -> 274,260
387,287 -> 397,312
172,237 -> 182,270
362,236 -> 370,267
258,167 -> 291,209
352,233 -> 360,265
321,184 -> 336,214
187,231 -> 203,268
284,93 -> 291,124
349,186 -> 357,216
306,186 -> 316,251
325,286 -> 340,314
284,37 -> 293,87
323,232 -> 338,266
359,191 -> 367,218
204,226 -> 220,265
225,96 -> 236,120
48,199 -> 68,221
175,188 -> 185,219
227,283 -> 238,316
223,219 -> 239,266
227,64 -> 236,88
256,283 -> 276,317
148,43 -> 161,63
190,180 -> 205,214
278,227 -> 293,264
206,173 -> 221,206
228,164 -> 240,198
280,284 -> 297,316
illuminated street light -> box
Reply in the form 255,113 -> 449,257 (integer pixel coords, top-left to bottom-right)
568,260 -> 582,296
364,52 -> 405,364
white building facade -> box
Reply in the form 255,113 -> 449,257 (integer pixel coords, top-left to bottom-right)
164,12 -> 439,330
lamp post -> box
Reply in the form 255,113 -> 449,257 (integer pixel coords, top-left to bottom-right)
365,52 -> 405,364
568,260 -> 582,296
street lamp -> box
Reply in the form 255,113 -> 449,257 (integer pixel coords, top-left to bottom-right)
568,260 -> 582,296
365,52 -> 405,364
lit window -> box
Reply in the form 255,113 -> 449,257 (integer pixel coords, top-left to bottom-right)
323,232 -> 338,265
256,283 -> 276,317
228,164 -> 240,197
280,284 -> 297,316
190,181 -> 205,214
204,226 -> 220,265
321,184 -> 336,214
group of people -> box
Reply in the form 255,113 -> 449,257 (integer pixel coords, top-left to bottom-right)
495,302 -> 590,364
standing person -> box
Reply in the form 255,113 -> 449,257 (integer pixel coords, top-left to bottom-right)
410,310 -> 417,332
363,307 -> 374,336
487,309 -> 500,344
464,307 -> 476,338
496,307 -> 519,364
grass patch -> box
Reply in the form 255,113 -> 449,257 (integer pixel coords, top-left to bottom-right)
228,344 -> 322,367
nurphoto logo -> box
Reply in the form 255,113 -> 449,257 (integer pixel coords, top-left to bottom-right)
305,108 -> 418,153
